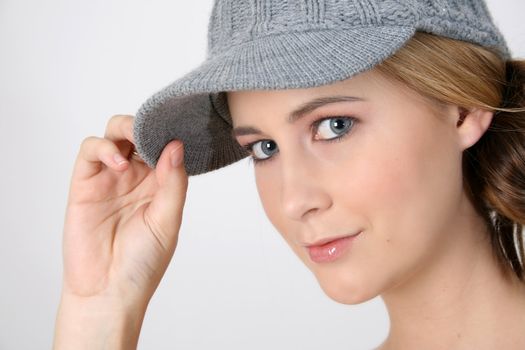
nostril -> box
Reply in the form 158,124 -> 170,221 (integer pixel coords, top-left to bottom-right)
282,200 -> 307,221
281,186 -> 331,221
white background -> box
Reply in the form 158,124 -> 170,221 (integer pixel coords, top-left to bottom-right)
0,1 -> 523,349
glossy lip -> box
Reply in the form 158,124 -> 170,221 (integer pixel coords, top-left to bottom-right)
303,231 -> 362,248
306,232 -> 361,263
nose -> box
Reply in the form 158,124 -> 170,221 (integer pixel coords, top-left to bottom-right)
280,151 -> 332,221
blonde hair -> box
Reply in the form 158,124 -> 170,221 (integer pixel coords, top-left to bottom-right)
375,31 -> 525,282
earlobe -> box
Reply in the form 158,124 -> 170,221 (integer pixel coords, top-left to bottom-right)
456,107 -> 494,151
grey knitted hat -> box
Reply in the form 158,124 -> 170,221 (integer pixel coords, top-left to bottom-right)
133,0 -> 511,176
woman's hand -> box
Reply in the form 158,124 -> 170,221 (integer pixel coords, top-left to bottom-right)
60,114 -> 188,308
54,114 -> 187,349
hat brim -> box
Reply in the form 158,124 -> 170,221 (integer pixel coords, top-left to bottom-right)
133,25 -> 416,176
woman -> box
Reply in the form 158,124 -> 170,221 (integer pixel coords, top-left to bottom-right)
53,1 -> 525,349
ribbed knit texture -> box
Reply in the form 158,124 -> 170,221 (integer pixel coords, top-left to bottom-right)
133,0 -> 511,176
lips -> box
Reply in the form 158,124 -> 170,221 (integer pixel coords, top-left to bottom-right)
304,231 -> 361,248
305,231 -> 361,263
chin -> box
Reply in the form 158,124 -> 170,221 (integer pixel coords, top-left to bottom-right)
314,269 -> 378,305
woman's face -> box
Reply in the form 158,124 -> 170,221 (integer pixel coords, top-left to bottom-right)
226,69 -> 481,304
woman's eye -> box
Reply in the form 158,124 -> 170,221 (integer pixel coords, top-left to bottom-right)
250,140 -> 278,161
243,116 -> 356,165
314,117 -> 354,140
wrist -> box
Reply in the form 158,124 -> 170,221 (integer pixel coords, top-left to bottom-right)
53,293 -> 148,350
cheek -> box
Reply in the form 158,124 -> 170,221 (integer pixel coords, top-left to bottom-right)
365,126 -> 463,247
331,120 -> 464,298
301,114 -> 464,304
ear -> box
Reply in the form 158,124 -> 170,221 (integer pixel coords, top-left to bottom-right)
455,106 -> 494,151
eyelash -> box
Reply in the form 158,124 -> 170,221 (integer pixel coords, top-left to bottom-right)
241,116 -> 357,166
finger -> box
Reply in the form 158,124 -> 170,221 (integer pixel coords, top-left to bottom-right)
103,114 -> 135,143
103,115 -> 136,159
73,136 -> 130,180
143,140 -> 188,253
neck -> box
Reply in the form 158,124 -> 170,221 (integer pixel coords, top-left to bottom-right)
378,194 -> 525,350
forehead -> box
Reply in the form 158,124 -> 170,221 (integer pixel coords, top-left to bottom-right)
227,68 -> 445,125
226,69 -> 384,122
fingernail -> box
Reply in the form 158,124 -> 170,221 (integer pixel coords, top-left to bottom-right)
170,143 -> 183,168
113,153 -> 128,166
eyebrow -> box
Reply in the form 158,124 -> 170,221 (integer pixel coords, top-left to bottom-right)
231,95 -> 366,137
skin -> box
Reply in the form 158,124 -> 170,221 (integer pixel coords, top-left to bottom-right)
227,68 -> 525,349
54,67 -> 524,349
54,115 -> 188,349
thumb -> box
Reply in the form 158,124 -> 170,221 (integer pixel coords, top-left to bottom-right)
143,140 -> 188,251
